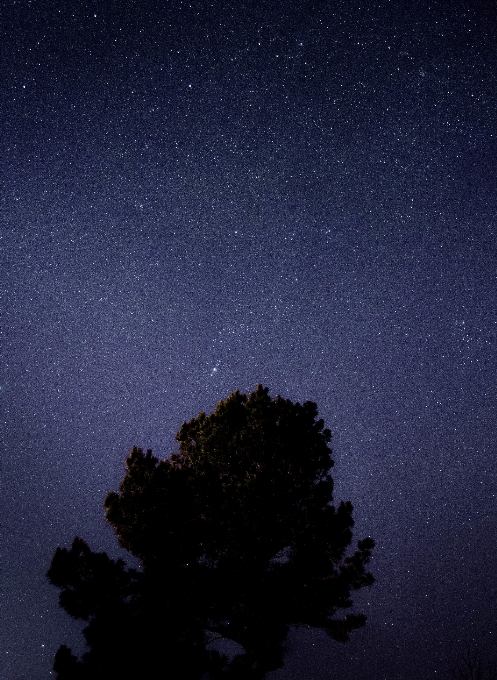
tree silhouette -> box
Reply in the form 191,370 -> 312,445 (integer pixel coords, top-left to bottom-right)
451,644 -> 497,680
48,385 -> 374,679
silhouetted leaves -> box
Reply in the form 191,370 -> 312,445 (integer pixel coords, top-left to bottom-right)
48,385 -> 374,678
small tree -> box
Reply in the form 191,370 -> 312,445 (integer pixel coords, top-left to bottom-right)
451,644 -> 497,680
48,385 -> 374,679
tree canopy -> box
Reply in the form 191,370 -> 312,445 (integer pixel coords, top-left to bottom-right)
48,385 -> 374,679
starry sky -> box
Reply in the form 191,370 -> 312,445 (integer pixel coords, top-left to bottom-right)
2,1 -> 497,678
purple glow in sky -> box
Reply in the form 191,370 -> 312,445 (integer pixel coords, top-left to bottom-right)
2,1 -> 497,679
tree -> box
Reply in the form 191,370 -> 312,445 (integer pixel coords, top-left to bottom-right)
451,644 -> 497,680
48,385 -> 374,679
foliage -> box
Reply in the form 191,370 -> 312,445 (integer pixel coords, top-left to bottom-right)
48,385 -> 374,679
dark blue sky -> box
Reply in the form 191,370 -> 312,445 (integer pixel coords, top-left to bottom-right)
2,1 -> 497,679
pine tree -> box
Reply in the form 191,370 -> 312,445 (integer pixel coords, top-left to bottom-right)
48,385 -> 374,679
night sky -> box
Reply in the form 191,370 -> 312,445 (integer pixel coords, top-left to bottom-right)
2,1 -> 497,679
